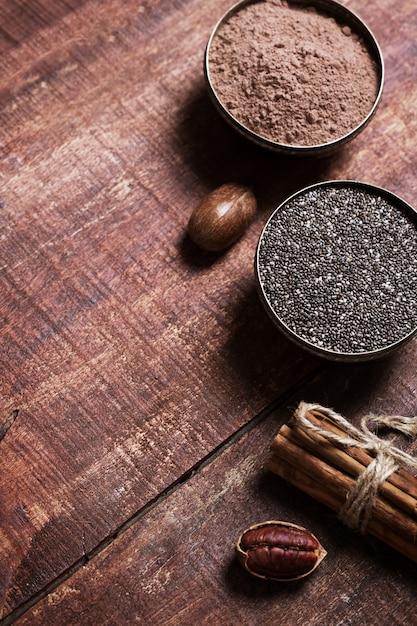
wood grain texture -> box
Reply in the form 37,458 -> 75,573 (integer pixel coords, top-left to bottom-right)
16,341 -> 417,625
0,0 -> 88,52
1,0 -> 326,617
0,0 -> 416,621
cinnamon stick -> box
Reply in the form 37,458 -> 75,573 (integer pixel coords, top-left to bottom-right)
274,423 -> 417,519
307,409 -> 417,500
268,453 -> 417,563
268,405 -> 417,563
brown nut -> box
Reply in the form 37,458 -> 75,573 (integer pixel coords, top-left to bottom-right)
236,521 -> 327,581
187,183 -> 256,251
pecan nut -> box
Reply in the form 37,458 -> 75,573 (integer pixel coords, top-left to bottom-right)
236,520 -> 327,581
187,183 -> 256,251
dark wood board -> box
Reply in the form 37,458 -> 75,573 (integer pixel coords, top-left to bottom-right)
15,341 -> 417,625
0,0 -> 416,622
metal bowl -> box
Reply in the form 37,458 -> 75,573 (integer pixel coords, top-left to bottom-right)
205,0 -> 384,156
255,181 -> 417,362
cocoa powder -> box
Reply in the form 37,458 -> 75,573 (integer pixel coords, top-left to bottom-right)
208,0 -> 380,146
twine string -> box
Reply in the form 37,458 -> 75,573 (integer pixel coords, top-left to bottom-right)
294,402 -> 417,533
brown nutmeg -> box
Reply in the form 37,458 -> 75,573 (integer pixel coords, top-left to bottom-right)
187,183 -> 256,251
236,521 -> 327,581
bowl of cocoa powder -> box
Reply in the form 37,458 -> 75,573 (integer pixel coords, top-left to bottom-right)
205,0 -> 384,155
255,181 -> 417,361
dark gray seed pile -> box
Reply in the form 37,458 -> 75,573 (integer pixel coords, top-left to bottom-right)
257,185 -> 417,354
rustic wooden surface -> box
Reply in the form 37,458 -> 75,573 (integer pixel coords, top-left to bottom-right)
0,0 -> 416,624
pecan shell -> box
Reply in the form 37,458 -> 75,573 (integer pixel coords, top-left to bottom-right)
187,183 -> 256,251
236,520 -> 327,581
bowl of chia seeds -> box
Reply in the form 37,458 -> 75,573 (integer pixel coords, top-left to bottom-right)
205,0 -> 384,156
255,181 -> 417,361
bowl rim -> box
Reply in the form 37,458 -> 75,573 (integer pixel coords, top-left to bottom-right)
254,180 -> 417,362
205,0 -> 385,156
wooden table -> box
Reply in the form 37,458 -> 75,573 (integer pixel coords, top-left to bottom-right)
1,0 -> 416,623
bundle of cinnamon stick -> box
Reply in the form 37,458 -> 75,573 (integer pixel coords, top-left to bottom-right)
268,402 -> 417,562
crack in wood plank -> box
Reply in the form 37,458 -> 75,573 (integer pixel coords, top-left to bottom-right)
0,409 -> 19,443
0,368 -> 324,625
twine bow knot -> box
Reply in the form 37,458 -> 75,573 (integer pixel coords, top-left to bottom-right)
294,402 -> 417,533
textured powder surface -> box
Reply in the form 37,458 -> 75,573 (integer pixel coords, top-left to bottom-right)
208,0 -> 380,146
257,185 -> 417,354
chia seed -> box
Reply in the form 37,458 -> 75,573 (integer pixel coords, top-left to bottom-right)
256,182 -> 417,358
